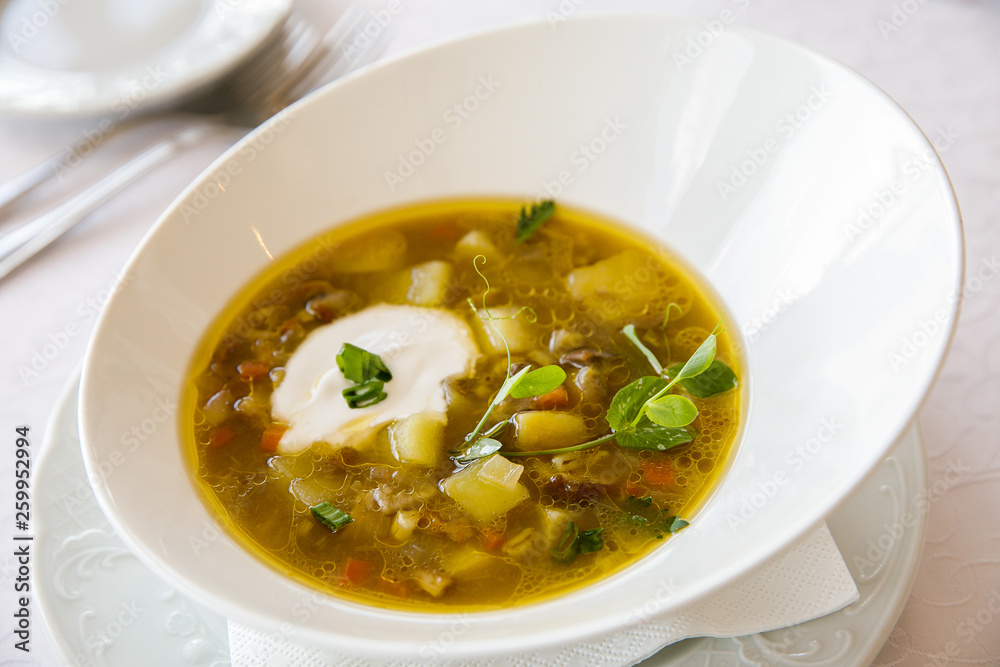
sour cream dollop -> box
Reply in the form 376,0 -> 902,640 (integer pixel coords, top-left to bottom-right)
271,304 -> 478,454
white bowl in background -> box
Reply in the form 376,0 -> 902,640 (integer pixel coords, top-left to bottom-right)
79,15 -> 962,660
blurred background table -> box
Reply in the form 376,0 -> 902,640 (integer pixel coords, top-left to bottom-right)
1,1 -> 997,664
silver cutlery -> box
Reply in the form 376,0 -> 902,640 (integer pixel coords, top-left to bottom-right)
0,6 -> 388,281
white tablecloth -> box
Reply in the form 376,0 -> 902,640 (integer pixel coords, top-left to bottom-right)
1,1 -> 998,665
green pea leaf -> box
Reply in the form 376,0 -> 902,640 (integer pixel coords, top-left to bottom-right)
516,200 -> 555,243
672,334 -> 716,383
646,394 -> 699,428
655,515 -> 689,538
606,377 -> 668,432
497,365 -> 532,402
509,365 -> 567,399
666,360 -> 737,398
665,516 -> 689,533
454,438 -> 503,464
621,324 -> 663,375
615,420 -> 697,452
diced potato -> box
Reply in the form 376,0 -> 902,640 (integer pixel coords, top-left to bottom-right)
331,230 -> 407,273
512,411 -> 589,451
407,261 -> 454,306
389,412 -> 447,467
477,455 -> 524,492
452,229 -> 497,260
414,569 -> 452,597
471,306 -> 537,354
441,455 -> 530,522
448,545 -> 504,578
391,509 -> 420,541
566,250 -> 657,319
540,507 -> 576,544
548,329 -> 584,356
502,527 -> 546,560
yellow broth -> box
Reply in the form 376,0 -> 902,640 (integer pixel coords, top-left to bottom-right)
183,200 -> 741,611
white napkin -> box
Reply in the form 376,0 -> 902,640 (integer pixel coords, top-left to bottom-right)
228,523 -> 858,666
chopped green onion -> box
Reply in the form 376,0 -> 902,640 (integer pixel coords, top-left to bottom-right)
336,343 -> 392,383
342,380 -> 388,409
336,343 -> 392,409
310,502 -> 353,533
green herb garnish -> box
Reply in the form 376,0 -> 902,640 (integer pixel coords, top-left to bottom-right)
337,342 -> 392,383
341,381 -> 388,409
453,437 -> 503,465
619,496 -> 688,538
450,256 -> 736,463
450,256 -> 567,462
666,359 -> 738,398
515,200 -> 555,243
551,521 -> 605,564
504,318 -> 732,457
310,502 -> 353,533
336,343 -> 392,409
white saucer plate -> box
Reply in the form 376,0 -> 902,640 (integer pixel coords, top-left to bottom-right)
36,372 -> 927,666
0,0 -> 290,117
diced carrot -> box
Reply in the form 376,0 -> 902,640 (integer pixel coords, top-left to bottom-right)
378,578 -> 410,598
209,425 -> 235,449
625,481 -> 643,498
642,461 -> 675,486
480,529 -> 504,552
260,423 -> 288,452
343,558 -> 373,585
237,360 -> 271,381
430,224 -> 459,240
534,385 -> 569,410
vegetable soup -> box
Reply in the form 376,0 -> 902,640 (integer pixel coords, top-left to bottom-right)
184,200 -> 741,611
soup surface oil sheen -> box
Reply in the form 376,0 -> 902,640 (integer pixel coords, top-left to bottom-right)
184,200 -> 741,612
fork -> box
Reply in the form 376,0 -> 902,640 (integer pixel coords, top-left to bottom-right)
0,6 -> 388,281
